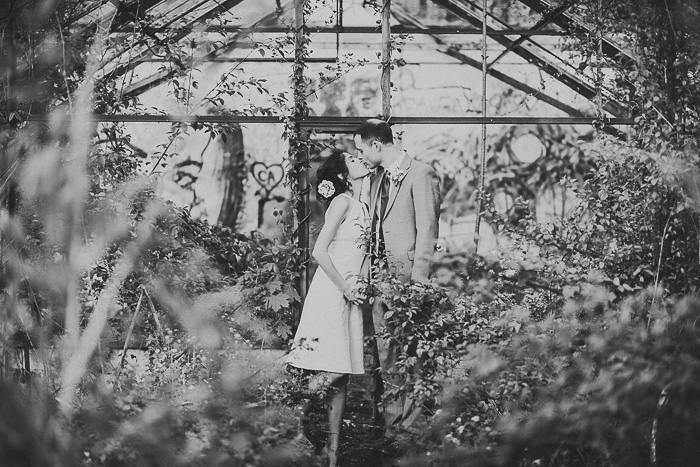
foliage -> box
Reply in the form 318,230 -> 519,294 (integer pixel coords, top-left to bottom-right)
378,141 -> 699,467
410,289 -> 700,467
0,348 -> 325,467
76,191 -> 305,348
0,0 -> 100,122
486,139 -> 700,298
0,381 -> 79,466
3,1 -> 700,467
1,2 -> 309,465
434,124 -> 596,224
320,134 -> 698,467
561,0 -> 700,149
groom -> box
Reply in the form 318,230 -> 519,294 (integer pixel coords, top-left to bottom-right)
354,119 -> 441,439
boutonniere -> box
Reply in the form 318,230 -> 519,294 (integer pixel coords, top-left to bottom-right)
387,169 -> 407,186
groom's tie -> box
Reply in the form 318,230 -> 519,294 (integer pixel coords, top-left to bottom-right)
372,173 -> 390,259
379,174 -> 391,221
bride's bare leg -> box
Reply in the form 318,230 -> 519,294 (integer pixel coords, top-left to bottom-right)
326,374 -> 348,467
309,371 -> 344,393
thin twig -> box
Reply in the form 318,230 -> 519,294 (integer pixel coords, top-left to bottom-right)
56,13 -> 74,111
651,382 -> 672,466
650,210 -> 673,311
148,125 -> 182,176
663,0 -> 676,35
118,290 -> 145,370
145,289 -> 166,343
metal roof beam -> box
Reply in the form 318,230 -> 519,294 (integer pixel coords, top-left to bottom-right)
98,0 -> 248,81
120,5 -> 289,97
391,5 -> 584,118
515,0 -> 633,67
429,0 -> 626,117
391,5 -> 626,138
23,113 -> 633,127
204,25 -> 579,35
487,0 -> 574,68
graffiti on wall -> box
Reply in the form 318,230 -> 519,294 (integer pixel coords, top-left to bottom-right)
307,67 -> 474,117
250,161 -> 286,228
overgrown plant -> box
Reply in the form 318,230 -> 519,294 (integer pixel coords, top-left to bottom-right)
390,139 -> 700,466
561,0 -> 700,149
0,1 -> 367,465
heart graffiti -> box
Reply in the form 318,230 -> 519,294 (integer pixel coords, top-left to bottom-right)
250,162 -> 285,196
250,161 -> 286,228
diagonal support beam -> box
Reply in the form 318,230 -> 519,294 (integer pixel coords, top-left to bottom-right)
98,0 -> 248,82
488,0 -> 573,69
392,5 -> 584,117
515,0 -> 633,67
391,5 -> 626,138
430,0 -> 626,117
109,0 -> 164,32
120,5 -> 290,97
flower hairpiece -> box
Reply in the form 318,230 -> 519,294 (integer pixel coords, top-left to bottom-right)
317,179 -> 336,199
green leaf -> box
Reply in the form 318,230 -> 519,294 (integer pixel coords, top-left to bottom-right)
284,285 -> 301,302
267,293 -> 290,311
275,323 -> 291,338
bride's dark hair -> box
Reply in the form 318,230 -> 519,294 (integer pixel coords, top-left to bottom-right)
316,149 -> 350,202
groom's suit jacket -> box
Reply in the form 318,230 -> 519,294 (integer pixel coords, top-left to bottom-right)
369,154 -> 441,283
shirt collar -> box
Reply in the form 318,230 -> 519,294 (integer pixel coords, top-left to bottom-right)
385,150 -> 407,175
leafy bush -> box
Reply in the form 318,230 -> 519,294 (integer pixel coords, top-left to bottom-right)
343,139 -> 700,467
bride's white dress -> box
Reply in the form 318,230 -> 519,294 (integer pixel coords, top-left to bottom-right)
286,193 -> 369,374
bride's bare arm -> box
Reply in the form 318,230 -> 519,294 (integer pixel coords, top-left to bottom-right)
312,196 -> 362,305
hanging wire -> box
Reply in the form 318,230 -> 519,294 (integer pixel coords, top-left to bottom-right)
474,0 -> 488,249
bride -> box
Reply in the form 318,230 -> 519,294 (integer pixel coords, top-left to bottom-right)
286,149 -> 370,466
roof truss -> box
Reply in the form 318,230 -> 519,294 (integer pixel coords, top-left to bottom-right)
59,0 -> 634,127
431,0 -> 626,117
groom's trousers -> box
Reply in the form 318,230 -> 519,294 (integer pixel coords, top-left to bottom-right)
369,236 -> 422,432
370,295 -> 423,432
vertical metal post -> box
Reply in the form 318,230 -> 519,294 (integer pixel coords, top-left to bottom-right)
299,146 -> 310,301
381,0 -> 392,120
474,0 -> 488,249
293,0 -> 310,312
0,163 -> 18,379
595,0 -> 603,118
336,0 -> 343,57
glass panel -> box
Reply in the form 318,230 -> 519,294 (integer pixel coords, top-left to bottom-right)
226,0 -> 292,26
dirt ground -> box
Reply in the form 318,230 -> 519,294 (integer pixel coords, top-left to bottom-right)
301,374 -> 400,467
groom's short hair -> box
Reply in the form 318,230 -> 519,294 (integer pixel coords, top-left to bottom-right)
354,119 -> 394,145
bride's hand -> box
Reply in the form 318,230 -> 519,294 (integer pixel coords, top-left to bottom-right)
342,287 -> 364,306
